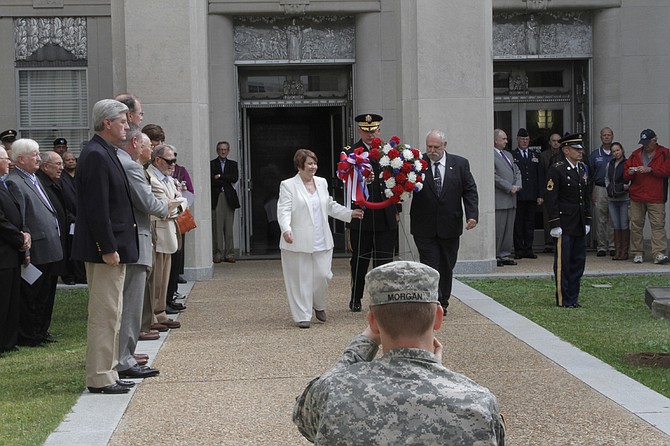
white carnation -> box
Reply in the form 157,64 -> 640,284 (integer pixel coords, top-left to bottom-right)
415,182 -> 424,191
414,160 -> 423,171
407,172 -> 417,183
379,156 -> 391,167
384,189 -> 394,198
382,144 -> 392,154
390,157 -> 403,169
402,149 -> 414,161
385,177 -> 396,188
400,191 -> 411,202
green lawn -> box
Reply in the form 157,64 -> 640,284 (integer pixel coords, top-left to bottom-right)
0,289 -> 88,446
462,275 -> 670,398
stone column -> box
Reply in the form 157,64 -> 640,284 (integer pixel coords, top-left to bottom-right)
592,8 -> 622,136
112,0 -> 213,279
398,0 -> 495,273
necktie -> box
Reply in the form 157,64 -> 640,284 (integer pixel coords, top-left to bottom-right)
433,162 -> 442,194
523,150 -> 528,159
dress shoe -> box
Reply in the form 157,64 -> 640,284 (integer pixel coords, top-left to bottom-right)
497,259 -> 504,267
609,250 -> 616,257
213,256 -> 222,264
161,319 -> 181,329
296,321 -> 311,329
47,332 -> 63,338
166,305 -> 181,315
501,258 -> 517,266
174,292 -> 184,299
88,383 -> 130,394
178,275 -> 187,284
62,277 -> 76,285
596,250 -> 607,257
224,256 -> 236,263
116,379 -> 136,387
514,254 -> 523,259
315,310 -> 327,322
150,323 -> 169,332
139,331 -> 160,341
349,299 -> 362,312
118,364 -> 160,379
524,253 -> 538,259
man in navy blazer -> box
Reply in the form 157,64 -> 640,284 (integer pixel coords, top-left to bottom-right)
410,129 -> 479,313
72,99 -> 139,394
211,141 -> 240,263
6,139 -> 63,347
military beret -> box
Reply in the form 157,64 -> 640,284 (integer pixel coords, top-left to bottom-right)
517,128 -> 529,138
365,261 -> 440,306
559,133 -> 584,150
53,138 -> 68,146
355,113 -> 383,132
0,129 -> 17,141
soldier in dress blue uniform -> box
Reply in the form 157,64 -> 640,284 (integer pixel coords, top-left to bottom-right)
512,128 -> 545,259
545,133 -> 592,308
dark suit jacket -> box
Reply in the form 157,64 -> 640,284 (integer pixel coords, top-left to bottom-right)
0,186 -> 26,269
36,170 -> 70,275
512,147 -> 545,201
72,134 -> 139,264
346,140 -> 398,232
410,153 -> 479,239
210,157 -> 240,210
6,169 -> 62,266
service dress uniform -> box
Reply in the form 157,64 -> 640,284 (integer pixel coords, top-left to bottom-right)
545,134 -> 592,308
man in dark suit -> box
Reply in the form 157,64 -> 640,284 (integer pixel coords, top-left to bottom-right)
6,139 -> 63,347
346,114 -> 398,312
0,146 -> 30,354
410,129 -> 479,313
211,141 -> 240,263
512,128 -> 544,259
59,151 -> 86,284
72,99 -> 139,394
546,133 -> 592,308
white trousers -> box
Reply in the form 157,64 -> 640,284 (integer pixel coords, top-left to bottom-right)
280,249 -> 333,323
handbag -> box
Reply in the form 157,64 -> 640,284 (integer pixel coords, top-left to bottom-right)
176,208 -> 197,234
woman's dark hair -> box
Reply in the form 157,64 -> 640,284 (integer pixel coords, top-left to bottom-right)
293,148 -> 317,170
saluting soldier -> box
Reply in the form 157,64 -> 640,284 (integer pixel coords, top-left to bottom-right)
545,133 -> 592,308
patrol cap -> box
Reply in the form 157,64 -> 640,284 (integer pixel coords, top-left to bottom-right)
365,261 -> 440,306
638,129 -> 657,145
355,113 -> 383,132
0,129 -> 17,142
559,133 -> 584,150
53,137 -> 67,146
517,128 -> 529,138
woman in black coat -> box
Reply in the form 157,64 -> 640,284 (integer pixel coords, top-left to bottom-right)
605,142 -> 630,260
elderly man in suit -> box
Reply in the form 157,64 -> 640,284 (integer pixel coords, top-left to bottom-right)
0,146 -> 30,354
211,141 -> 240,263
72,99 -> 139,394
147,144 -> 187,331
115,124 -> 171,379
6,139 -> 63,347
410,129 -> 479,314
494,129 -> 522,267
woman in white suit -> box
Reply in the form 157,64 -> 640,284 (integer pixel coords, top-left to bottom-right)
278,149 -> 363,328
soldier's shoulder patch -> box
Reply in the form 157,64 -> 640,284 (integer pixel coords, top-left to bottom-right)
553,161 -> 564,167
546,178 -> 554,191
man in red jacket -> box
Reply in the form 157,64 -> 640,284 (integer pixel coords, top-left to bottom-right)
623,129 -> 670,264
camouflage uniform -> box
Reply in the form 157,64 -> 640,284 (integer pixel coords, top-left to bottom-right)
293,335 -> 506,445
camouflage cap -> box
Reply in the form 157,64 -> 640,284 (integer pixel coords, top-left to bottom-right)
365,261 -> 440,306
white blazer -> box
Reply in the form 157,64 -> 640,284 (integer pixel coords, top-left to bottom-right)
277,174 -> 352,253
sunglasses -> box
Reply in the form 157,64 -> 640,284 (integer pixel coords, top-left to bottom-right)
159,156 -> 177,165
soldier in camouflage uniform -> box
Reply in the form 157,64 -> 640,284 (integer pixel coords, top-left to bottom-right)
293,261 -> 506,445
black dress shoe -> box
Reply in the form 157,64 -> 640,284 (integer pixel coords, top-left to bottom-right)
177,275 -> 187,284
118,364 -> 160,379
596,251 -> 607,257
88,383 -> 131,394
501,259 -> 517,266
497,259 -> 504,267
514,254 -> 523,259
116,379 -> 136,387
349,299 -> 362,312
524,253 -> 538,259
167,301 -> 186,310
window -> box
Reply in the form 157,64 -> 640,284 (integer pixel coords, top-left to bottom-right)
17,68 -> 89,152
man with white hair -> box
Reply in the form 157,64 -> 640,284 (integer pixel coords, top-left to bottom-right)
6,139 -> 63,347
72,99 -> 139,394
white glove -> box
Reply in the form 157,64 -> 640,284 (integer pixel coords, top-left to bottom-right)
550,227 -> 562,238
585,225 -> 591,235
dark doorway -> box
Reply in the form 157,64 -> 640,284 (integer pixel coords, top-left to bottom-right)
244,106 -> 345,256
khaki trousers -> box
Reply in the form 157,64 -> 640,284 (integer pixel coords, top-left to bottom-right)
85,262 -> 126,388
149,251 -> 172,324
629,200 -> 667,258
213,192 -> 235,259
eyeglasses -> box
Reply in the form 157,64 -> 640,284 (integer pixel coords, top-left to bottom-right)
0,157 -> 9,161
159,156 -> 177,165
134,111 -> 145,117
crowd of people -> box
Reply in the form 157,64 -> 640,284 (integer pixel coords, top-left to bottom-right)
0,95 -> 194,395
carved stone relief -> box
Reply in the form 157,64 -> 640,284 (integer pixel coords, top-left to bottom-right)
523,0 -> 551,10
234,16 -> 354,62
493,11 -> 591,58
14,17 -> 87,61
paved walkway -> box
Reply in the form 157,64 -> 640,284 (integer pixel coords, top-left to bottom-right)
45,253 -> 670,445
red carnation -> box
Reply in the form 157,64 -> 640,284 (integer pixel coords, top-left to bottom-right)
420,159 -> 428,170
369,148 -> 381,160
387,148 -> 400,159
412,149 -> 421,159
390,135 -> 401,145
354,147 -> 364,156
401,162 -> 412,173
396,172 -> 407,184
404,181 -> 415,192
337,161 -> 349,171
382,170 -> 392,180
392,185 -> 404,196
390,195 -> 401,204
371,138 -> 382,149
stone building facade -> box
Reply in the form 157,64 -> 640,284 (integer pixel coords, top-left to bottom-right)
0,0 -> 667,278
